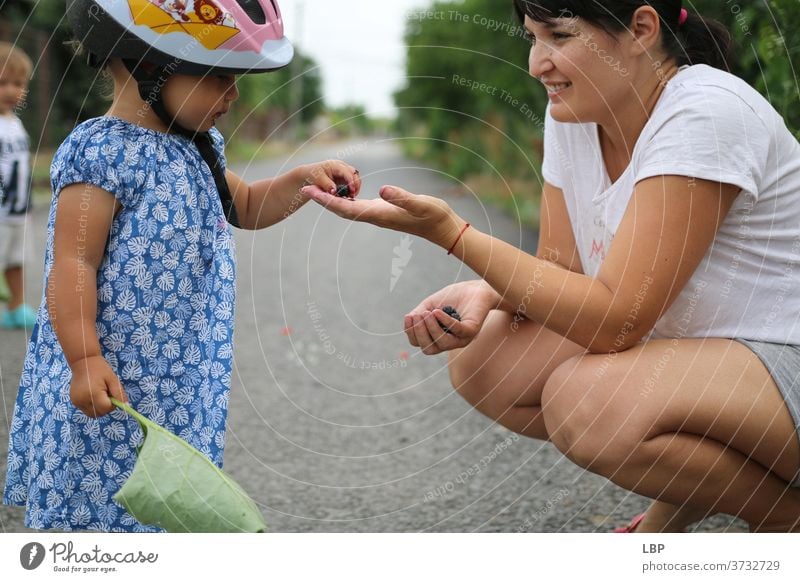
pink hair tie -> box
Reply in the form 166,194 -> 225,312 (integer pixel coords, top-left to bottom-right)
679,8 -> 689,26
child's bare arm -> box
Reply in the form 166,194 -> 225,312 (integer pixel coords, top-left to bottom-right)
48,183 -> 128,417
226,162 -> 361,230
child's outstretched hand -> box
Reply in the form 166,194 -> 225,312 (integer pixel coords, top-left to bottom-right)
69,356 -> 129,418
300,160 -> 362,199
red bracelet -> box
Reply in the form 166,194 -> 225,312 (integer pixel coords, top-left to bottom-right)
447,223 -> 471,255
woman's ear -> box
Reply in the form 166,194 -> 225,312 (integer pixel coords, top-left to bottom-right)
627,5 -> 662,57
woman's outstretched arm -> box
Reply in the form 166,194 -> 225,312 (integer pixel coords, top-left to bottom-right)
303,175 -> 739,353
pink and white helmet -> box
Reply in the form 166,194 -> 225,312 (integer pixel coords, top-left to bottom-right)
68,0 -> 294,74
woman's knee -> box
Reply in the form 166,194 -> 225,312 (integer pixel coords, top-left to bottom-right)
447,340 -> 508,415
542,355 -> 645,473
446,311 -> 518,402
446,312 -> 554,409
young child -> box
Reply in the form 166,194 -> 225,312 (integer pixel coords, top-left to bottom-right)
2,0 -> 360,531
0,42 -> 37,329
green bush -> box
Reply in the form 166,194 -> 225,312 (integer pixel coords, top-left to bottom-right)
395,0 -> 545,185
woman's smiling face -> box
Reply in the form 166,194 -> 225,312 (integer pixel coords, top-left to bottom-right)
524,15 -> 633,124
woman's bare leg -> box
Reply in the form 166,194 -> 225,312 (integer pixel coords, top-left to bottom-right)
447,310 -> 584,440
542,339 -> 800,532
445,312 -> 706,530
4,265 -> 23,310
636,500 -> 709,532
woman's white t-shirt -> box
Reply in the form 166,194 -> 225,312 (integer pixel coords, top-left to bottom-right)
542,64 -> 800,344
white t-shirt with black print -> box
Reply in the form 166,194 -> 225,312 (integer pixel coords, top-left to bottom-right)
0,114 -> 32,224
542,64 -> 800,344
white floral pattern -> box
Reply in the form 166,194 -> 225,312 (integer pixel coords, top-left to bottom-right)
3,118 -> 237,532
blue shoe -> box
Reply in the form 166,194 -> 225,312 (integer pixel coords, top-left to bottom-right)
1,304 -> 37,329
1,310 -> 15,329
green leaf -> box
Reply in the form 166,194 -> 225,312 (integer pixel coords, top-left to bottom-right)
110,399 -> 267,533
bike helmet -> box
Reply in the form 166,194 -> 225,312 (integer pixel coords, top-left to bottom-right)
67,0 -> 294,74
66,0 -> 295,228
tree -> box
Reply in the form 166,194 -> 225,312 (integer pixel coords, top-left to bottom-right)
395,0 -> 546,182
229,49 -> 324,140
1,0 -> 111,147
327,105 -> 375,137
730,1 -> 799,137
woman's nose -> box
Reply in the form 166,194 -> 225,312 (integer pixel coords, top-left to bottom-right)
528,42 -> 553,78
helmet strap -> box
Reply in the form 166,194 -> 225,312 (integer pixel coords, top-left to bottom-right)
193,133 -> 241,228
122,58 -> 242,228
122,58 -> 195,138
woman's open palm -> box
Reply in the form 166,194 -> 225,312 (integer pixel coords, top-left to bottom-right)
302,184 -> 464,246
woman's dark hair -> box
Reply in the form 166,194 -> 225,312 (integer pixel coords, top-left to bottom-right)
513,1 -> 734,71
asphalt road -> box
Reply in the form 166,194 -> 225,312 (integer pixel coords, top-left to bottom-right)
0,137 -> 746,533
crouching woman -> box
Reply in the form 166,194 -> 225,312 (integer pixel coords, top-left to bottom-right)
303,0 -> 800,532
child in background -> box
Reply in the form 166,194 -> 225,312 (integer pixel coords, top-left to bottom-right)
0,42 -> 37,329
2,0 -> 360,531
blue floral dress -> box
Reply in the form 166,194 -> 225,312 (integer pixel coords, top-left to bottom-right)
2,117 -> 237,531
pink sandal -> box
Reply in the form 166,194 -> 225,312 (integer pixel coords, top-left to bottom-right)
613,513 -> 646,533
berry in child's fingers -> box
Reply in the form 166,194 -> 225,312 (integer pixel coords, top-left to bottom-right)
438,305 -> 462,335
335,183 -> 353,199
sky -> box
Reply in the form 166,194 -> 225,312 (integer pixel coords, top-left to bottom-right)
278,0 -> 433,117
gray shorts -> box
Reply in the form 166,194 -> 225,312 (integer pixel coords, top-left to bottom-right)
0,221 -> 27,269
734,338 -> 800,487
